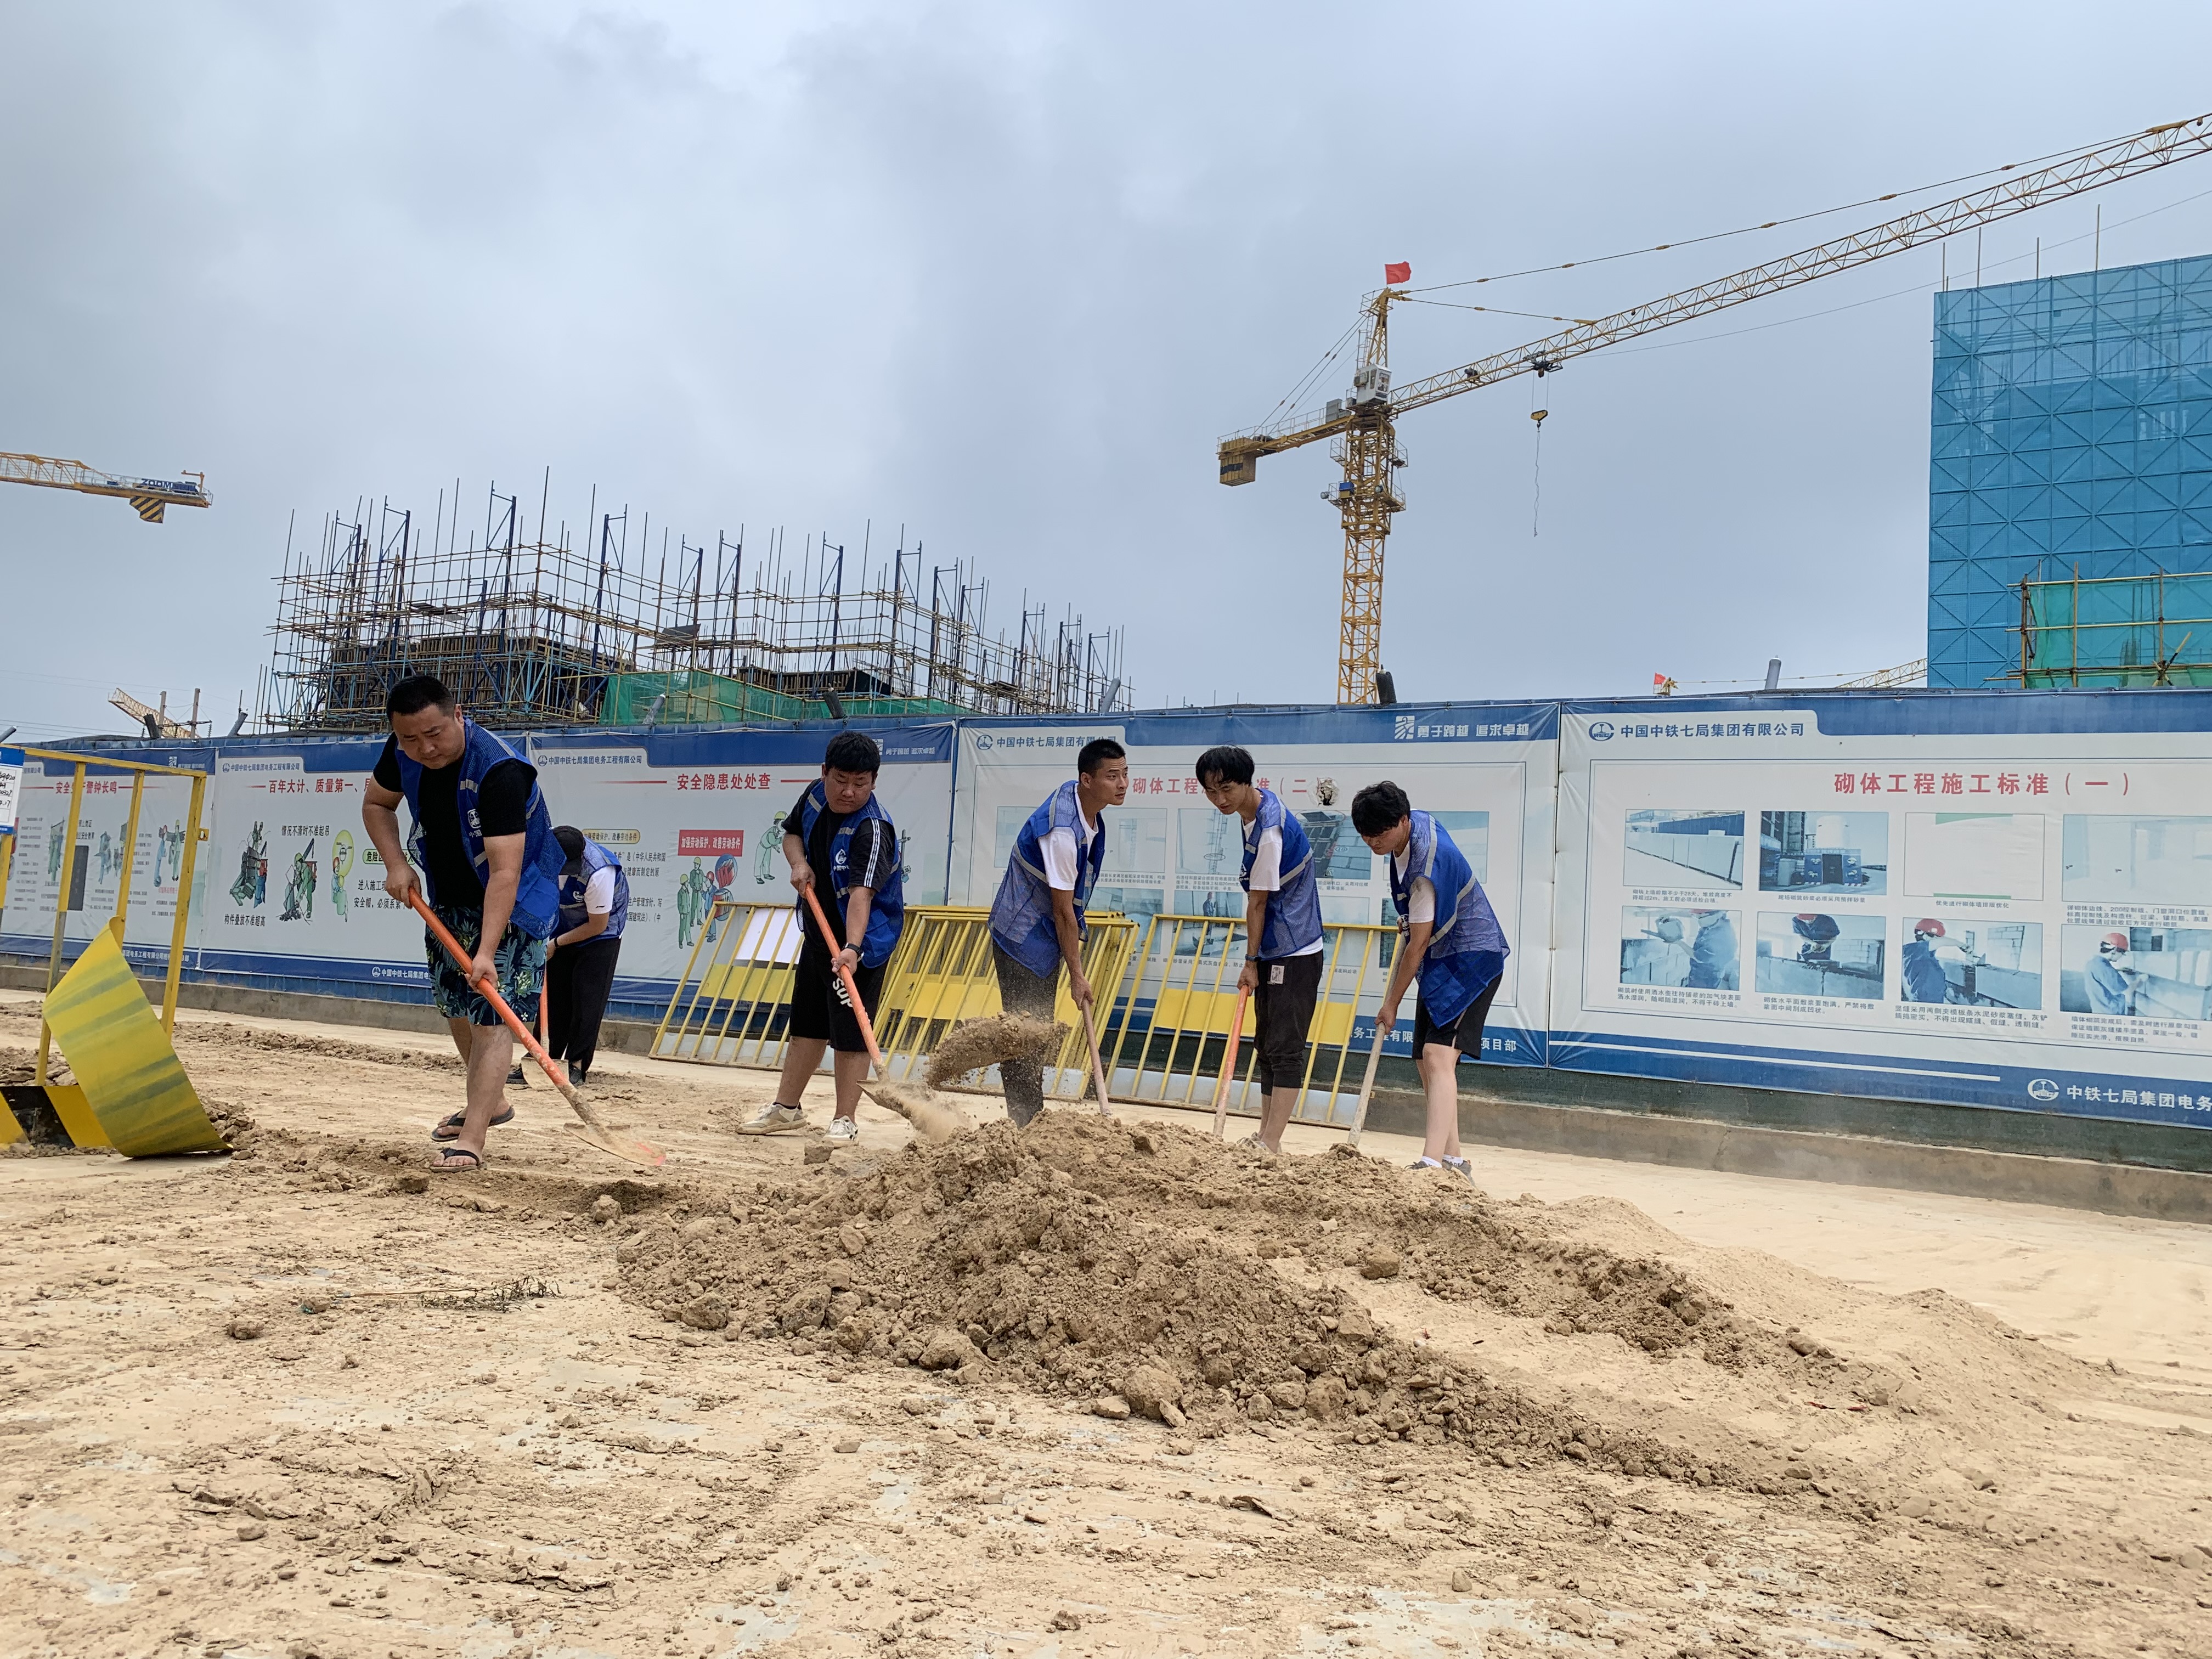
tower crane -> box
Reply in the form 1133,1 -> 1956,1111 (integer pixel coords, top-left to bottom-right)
1,452 -> 211,522
1219,113 -> 2212,704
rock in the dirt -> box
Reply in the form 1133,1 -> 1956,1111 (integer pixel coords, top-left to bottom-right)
393,1173 -> 428,1194
236,1522 -> 267,1541
1121,1364 -> 1182,1422
803,1143 -> 833,1166
834,1434 -> 861,1454
679,1295 -> 731,1332
1305,1374 -> 1348,1419
838,1222 -> 867,1257
900,1395 -> 938,1416
917,1327 -> 982,1372
1049,1610 -> 1082,1632
1091,1395 -> 1131,1421
225,1317 -> 264,1341
1451,1567 -> 1475,1592
591,1194 -> 621,1224
1266,1379 -> 1307,1411
1359,1245 -> 1402,1280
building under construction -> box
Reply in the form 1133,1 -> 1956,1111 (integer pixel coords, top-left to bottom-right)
259,484 -> 1131,731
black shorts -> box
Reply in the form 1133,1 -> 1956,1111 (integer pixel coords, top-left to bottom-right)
1251,951 -> 1325,1093
1412,972 -> 1502,1056
787,936 -> 885,1053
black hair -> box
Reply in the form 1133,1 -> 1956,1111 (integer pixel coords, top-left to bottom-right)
822,730 -> 882,776
1077,737 -> 1126,776
1350,780 -> 1411,836
553,825 -> 585,861
1193,744 -> 1253,788
386,674 -> 455,718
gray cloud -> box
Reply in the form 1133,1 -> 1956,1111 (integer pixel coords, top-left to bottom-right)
4,1 -> 2209,737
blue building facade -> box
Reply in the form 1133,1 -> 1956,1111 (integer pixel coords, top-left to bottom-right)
1927,254 -> 2212,689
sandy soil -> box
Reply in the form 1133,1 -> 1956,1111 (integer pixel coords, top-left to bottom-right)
3,988 -> 2210,1659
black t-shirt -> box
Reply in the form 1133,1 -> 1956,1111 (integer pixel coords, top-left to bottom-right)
782,790 -> 890,948
373,736 -> 535,909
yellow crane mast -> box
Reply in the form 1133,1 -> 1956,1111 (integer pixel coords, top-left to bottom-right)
1220,114 -> 2212,704
0,452 -> 211,522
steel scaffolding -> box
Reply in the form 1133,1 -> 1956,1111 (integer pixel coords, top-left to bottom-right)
260,484 -> 1132,731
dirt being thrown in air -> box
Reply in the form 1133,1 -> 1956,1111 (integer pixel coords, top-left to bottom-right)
924,1014 -> 1066,1090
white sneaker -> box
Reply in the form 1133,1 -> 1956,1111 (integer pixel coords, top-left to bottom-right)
738,1103 -> 806,1136
825,1115 -> 860,1145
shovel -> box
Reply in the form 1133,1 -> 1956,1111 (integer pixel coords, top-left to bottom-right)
409,893 -> 664,1166
798,883 -> 964,1142
1208,986 -> 1249,1139
1340,1011 -> 1391,1152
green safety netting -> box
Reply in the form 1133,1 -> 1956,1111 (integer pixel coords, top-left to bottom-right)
599,670 -> 967,726
2022,571 -> 2212,687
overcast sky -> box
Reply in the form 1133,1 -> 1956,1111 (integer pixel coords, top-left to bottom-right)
4,2 -> 2210,740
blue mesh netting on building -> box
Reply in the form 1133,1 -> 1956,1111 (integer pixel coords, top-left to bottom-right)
1927,254 -> 2212,689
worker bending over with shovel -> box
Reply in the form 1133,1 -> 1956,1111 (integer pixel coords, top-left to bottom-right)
985,737 -> 1130,1125
739,731 -> 904,1145
1351,780 -> 1509,1178
1199,745 -> 1324,1155
361,674 -> 566,1172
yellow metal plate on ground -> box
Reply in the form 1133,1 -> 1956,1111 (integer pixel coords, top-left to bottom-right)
0,1097 -> 20,1146
42,927 -> 226,1155
41,1082 -> 110,1148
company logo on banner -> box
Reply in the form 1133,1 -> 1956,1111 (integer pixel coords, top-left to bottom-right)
2028,1078 -> 2060,1102
678,830 -> 745,856
1590,722 -> 1616,741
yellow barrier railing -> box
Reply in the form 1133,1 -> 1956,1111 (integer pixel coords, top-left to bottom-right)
0,747 -> 208,1084
1102,916 -> 1396,1127
650,901 -> 1138,1103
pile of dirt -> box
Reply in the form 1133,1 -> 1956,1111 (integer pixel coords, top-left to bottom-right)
924,1014 -> 1065,1088
613,1114 -> 1780,1487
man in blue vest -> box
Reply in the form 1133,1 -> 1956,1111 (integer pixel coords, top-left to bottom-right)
1352,781 -> 1510,1178
985,737 -> 1130,1125
2086,932 -> 2137,1015
362,674 -> 566,1172
545,826 -> 630,1087
1198,744 -> 1324,1155
739,731 -> 905,1145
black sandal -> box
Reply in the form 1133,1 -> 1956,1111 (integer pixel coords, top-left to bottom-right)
431,1106 -> 516,1142
429,1147 -> 483,1172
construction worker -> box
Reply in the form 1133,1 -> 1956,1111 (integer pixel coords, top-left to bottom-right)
544,826 -> 629,1087
2086,932 -> 2136,1016
362,674 -> 565,1172
1791,912 -> 1840,963
1198,744 -> 1324,1155
1685,910 -> 1738,990
1351,780 -> 1509,1178
985,737 -> 1130,1125
738,731 -> 905,1144
1900,917 -> 1985,1005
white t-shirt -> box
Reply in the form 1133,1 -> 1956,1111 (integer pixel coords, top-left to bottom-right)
1040,802 -> 1099,891
1246,823 -> 1325,956
582,867 -> 619,915
1391,848 -> 1436,926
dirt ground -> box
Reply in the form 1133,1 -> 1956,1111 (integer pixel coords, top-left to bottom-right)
3,987 -> 2210,1659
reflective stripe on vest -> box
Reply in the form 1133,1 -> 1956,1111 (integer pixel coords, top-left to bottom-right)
1239,787 -> 1323,960
1387,809 -> 1509,1025
558,837 -> 630,939
795,782 -> 906,969
394,719 -> 564,938
988,779 -> 1105,979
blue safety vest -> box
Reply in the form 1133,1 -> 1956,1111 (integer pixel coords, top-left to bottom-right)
1386,810 -> 1508,1025
558,837 -> 630,940
795,782 -> 905,968
1901,938 -> 1948,1003
2086,953 -> 2131,1015
396,719 -> 563,938
988,780 -> 1107,979
1240,788 -> 1324,961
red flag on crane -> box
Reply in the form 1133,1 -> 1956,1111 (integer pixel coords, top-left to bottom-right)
1383,261 -> 1412,285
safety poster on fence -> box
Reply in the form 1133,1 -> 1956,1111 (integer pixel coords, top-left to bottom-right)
0,755 -> 207,969
1550,696 -> 2212,1127
951,706 -> 1558,1065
